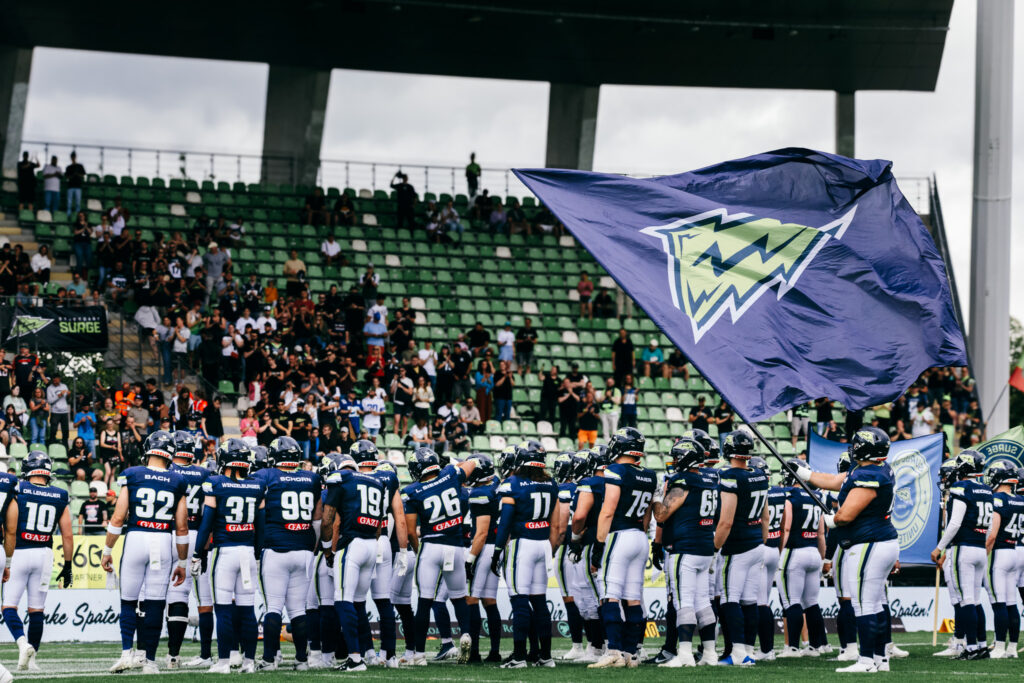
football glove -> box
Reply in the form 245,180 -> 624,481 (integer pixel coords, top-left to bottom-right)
190,551 -> 207,577
590,541 -> 605,571
568,538 -> 584,564
465,560 -> 475,584
394,548 -> 409,577
57,561 -> 73,588
490,546 -> 505,577
650,542 -> 663,571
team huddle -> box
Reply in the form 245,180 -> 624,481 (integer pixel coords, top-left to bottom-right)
0,422 -> 1012,676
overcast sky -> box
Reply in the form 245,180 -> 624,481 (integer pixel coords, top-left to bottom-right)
17,1 -> 1022,323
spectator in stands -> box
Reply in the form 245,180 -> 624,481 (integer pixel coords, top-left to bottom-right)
640,339 -> 663,378
68,436 -> 95,481
363,312 -> 388,352
688,394 -> 711,432
493,360 -> 514,423
360,264 -> 380,307
814,398 -> 833,435
714,400 -> 734,434
538,366 -> 559,424
533,205 -> 563,237
65,152 -> 86,217
97,417 -> 122,485
429,415 -> 448,452
390,366 -> 414,436
593,287 -> 615,319
577,272 -> 594,319
471,189 -> 492,220
558,376 -> 580,438
45,374 -> 70,447
496,321 -> 515,364
17,152 -> 39,211
282,249 -> 306,299
823,419 -> 845,442
460,397 -> 483,435
790,401 -> 811,449
332,195 -> 356,227
320,234 -> 344,266
391,172 -> 417,230
474,359 -> 494,422
360,388 -> 385,441
41,155 -> 62,214
514,318 -> 538,375
73,400 -> 97,453
871,402 -> 891,434
598,377 -> 621,441
911,401 -> 936,438
467,321 -> 491,357
201,242 -> 230,304
466,153 -> 481,198
417,340 -> 437,389
71,211 -> 93,276
412,375 -> 434,423
3,386 -> 25,425
303,187 -> 330,226
409,417 -> 431,447
489,202 -> 507,234
441,201 -> 463,243
107,195 -> 130,236
30,245 -> 53,284
844,408 -> 864,438
226,217 -> 246,243
577,388 -> 599,449
445,418 -> 470,452
611,328 -> 635,386
78,485 -> 108,534
620,375 -> 638,428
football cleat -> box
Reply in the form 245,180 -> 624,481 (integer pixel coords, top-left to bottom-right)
875,660 -> 890,672
16,637 -> 35,670
208,661 -> 232,674
588,651 -> 626,668
659,651 -> 696,668
818,644 -> 835,655
229,651 -> 243,667
535,658 -> 556,668
339,657 -> 367,672
183,655 -> 212,668
110,652 -> 136,673
0,663 -> 12,683
434,642 -> 458,660
886,643 -> 909,658
141,662 -> 159,675
132,650 -> 146,668
239,658 -> 256,673
410,654 -> 428,666
647,649 -> 675,664
484,652 -> 503,663
836,659 -> 878,673
256,660 -> 277,671
800,646 -> 820,657
294,661 -> 309,671
25,652 -> 40,672
779,646 -> 804,658
459,633 -> 473,663
837,645 -> 861,661
755,649 -> 776,661
697,649 -> 719,666
625,653 -> 640,668
563,643 -> 586,661
166,655 -> 180,670
500,656 -> 527,669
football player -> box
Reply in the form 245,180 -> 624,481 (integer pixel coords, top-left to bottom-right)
589,427 -> 656,668
794,426 -> 900,673
777,458 -> 827,658
309,453 -> 345,669
320,453 -> 385,671
932,458 -> 963,657
165,432 -> 214,669
930,448 -> 990,661
350,440 -> 409,667
0,460 -> 17,683
754,456 -> 784,660
101,430 -> 190,674
713,430 -> 769,666
391,461 -> 422,666
552,451 -> 586,661
984,460 -> 1024,658
191,438 -> 265,674
403,448 -> 478,665
652,437 -> 718,668
491,442 -> 559,668
568,446 -> 610,659
252,436 -> 323,671
465,452 -> 503,663
2,451 -> 72,671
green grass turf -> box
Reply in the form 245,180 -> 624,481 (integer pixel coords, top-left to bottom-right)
6,633 -> 1018,681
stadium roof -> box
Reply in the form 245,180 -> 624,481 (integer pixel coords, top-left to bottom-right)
0,0 -> 953,91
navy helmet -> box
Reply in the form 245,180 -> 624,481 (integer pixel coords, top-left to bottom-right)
171,431 -> 197,462
848,427 -> 890,463
722,430 -> 755,459
318,452 -> 345,479
748,455 -> 768,473
986,460 -> 1019,489
952,448 -> 985,481
497,445 -> 518,478
144,430 -> 175,462
514,441 -> 547,471
350,440 -> 380,468
937,458 -> 958,492
23,450 -> 53,481
217,438 -> 254,475
251,445 -> 269,473
268,436 -> 303,469
408,447 -> 441,481
608,427 -> 645,462
465,453 -> 495,486
669,437 -> 706,473
553,451 -> 576,483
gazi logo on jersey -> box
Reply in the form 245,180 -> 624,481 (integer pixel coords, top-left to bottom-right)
640,206 -> 857,343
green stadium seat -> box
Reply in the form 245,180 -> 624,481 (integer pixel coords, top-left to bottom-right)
48,444 -> 67,461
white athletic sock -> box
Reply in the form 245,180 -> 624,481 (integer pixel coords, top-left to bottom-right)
702,640 -> 716,653
732,643 -> 746,660
679,642 -> 693,656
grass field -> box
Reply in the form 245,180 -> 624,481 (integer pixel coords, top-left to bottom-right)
5,634 -> 1022,681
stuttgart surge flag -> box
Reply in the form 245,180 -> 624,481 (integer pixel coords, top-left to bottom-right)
808,431 -> 943,563
514,149 -> 967,422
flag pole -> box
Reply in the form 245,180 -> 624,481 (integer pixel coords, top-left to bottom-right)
932,489 -> 948,647
982,383 -> 1010,437
744,419 -> 830,513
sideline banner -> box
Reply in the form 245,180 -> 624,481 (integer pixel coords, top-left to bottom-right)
47,535 -> 122,589
0,305 -> 108,352
808,431 -> 943,564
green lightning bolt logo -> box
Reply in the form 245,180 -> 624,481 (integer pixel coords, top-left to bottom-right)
9,315 -> 53,337
641,206 -> 856,343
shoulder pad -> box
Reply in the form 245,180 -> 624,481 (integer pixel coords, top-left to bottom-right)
116,475 -> 128,487
201,481 -> 214,493
496,481 -> 512,495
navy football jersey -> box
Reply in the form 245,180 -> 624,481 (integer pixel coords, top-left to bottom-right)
496,476 -> 559,541
664,469 -> 719,556
837,463 -> 898,546
785,487 -> 823,549
602,463 -> 656,533
574,475 -> 606,545
14,482 -> 69,549
404,465 -> 468,546
119,466 -> 188,533
468,480 -> 500,544
324,469 -> 387,541
171,463 -> 211,532
992,491 -> 1024,548
764,485 -> 786,549
202,475 -> 264,547
255,468 -> 322,552
946,478 -> 994,548
719,466 -> 770,555
0,472 -> 18,530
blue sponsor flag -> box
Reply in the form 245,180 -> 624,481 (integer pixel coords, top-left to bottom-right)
808,431 -> 943,563
514,149 -> 967,423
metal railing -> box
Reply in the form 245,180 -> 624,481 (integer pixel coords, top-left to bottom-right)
20,139 -> 932,214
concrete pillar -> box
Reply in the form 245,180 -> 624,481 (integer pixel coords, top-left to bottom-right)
261,65 -> 330,187
0,46 -> 32,173
970,0 -> 1014,435
545,83 -> 599,170
835,91 -> 855,158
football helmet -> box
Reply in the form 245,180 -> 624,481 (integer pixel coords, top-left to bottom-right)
171,431 -> 197,462
22,450 -> 52,481
217,438 -> 254,475
143,430 -> 175,462
608,427 -> 645,462
668,437 -> 706,473
721,430 -> 754,459
268,436 -> 303,469
350,439 -> 380,468
848,426 -> 890,463
408,447 -> 441,481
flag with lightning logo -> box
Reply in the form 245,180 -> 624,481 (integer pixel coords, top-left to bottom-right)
514,148 -> 967,423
